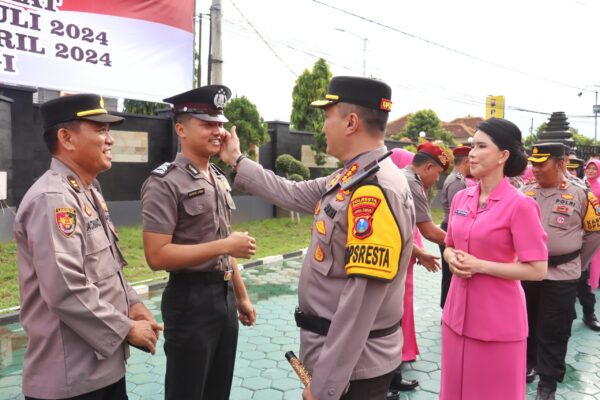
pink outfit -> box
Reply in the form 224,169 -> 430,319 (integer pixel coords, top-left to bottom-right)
585,160 -> 600,289
441,178 -> 548,400
522,164 -> 535,185
390,148 -> 420,361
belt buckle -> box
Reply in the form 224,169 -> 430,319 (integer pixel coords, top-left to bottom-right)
223,270 -> 233,281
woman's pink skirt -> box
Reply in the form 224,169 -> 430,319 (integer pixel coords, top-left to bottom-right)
440,323 -> 526,400
589,249 -> 600,290
401,256 -> 419,362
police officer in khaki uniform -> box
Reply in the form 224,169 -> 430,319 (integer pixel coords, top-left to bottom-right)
439,145 -> 471,309
140,86 -> 257,400
221,76 -> 415,400
14,94 -> 161,400
521,143 -> 600,400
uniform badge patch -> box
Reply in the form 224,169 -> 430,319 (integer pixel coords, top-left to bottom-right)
84,204 -> 92,216
55,208 -> 77,237
314,201 -> 321,216
350,196 -> 381,239
561,194 -> 574,200
315,220 -> 326,235
525,191 -> 536,197
336,189 -> 350,202
556,216 -> 565,225
314,244 -> 325,262
188,188 -> 205,198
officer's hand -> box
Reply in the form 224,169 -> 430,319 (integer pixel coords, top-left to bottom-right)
129,303 -> 163,339
302,385 -> 318,400
219,125 -> 242,167
417,253 -> 441,272
127,320 -> 160,355
226,231 -> 257,258
237,298 -> 257,326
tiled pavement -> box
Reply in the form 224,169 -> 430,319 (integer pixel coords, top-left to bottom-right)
2,241 -> 600,399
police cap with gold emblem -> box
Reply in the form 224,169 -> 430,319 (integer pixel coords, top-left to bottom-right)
452,144 -> 472,157
528,142 -> 566,163
417,141 -> 451,171
163,85 -> 231,123
566,157 -> 585,170
41,94 -> 124,130
310,76 -> 392,112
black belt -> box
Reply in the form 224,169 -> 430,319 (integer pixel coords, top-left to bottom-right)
548,249 -> 581,267
294,308 -> 401,339
169,270 -> 233,283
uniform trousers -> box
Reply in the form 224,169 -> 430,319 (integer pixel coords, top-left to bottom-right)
25,377 -> 127,400
577,267 -> 597,317
162,272 -> 239,400
439,221 -> 451,309
522,279 -> 578,390
341,370 -> 395,400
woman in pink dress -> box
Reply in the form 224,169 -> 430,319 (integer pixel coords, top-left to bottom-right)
585,159 -> 600,289
440,118 -> 548,400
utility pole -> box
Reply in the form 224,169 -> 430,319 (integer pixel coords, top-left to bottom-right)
196,13 -> 203,88
209,0 -> 223,85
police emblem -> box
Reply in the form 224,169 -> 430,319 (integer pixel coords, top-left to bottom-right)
214,89 -> 228,109
336,188 -> 350,202
314,200 -> 321,216
556,216 -> 565,225
350,195 -> 381,239
84,204 -> 92,216
314,244 -> 325,262
55,208 -> 77,237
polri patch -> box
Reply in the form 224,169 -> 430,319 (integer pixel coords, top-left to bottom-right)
55,208 -> 77,237
350,195 -> 381,239
188,188 -> 205,198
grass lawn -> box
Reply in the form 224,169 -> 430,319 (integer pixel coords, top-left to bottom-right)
0,208 -> 444,312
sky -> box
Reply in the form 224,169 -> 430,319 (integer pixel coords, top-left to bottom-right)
196,0 -> 600,140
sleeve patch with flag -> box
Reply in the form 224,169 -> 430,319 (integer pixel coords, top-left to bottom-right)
345,184 -> 401,281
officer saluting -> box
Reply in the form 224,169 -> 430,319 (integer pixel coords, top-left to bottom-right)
521,143 -> 600,400
141,85 -> 256,400
14,94 -> 161,400
221,76 -> 415,400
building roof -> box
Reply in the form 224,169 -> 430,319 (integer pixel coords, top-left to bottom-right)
386,114 -> 483,141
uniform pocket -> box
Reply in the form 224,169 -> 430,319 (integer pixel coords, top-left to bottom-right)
84,230 -> 118,283
182,197 -> 211,216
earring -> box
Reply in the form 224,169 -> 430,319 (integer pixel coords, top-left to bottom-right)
498,160 -> 503,165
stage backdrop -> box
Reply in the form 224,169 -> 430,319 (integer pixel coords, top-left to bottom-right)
0,0 -> 194,101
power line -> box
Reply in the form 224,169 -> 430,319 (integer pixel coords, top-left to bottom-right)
227,0 -> 297,76
310,0 -> 584,91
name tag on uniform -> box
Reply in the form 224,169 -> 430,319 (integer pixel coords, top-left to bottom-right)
187,189 -> 205,198
552,204 -> 573,216
455,209 -> 468,216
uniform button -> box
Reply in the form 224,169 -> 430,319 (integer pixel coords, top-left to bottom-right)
328,388 -> 336,396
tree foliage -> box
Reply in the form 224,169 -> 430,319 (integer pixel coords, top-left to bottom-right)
275,154 -> 310,180
224,96 -> 269,160
291,58 -> 332,165
122,99 -> 166,115
401,109 -> 455,145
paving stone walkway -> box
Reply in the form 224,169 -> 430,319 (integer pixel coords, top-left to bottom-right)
1,241 -> 600,399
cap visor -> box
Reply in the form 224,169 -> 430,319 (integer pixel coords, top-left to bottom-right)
528,155 -> 550,163
310,99 -> 336,108
80,114 -> 124,126
190,113 -> 229,123
566,163 -> 580,169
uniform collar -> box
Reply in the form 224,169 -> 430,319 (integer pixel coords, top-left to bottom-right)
174,153 -> 212,182
50,158 -> 88,192
535,179 -> 570,197
326,146 -> 388,192
465,177 -> 512,213
403,165 -> 424,187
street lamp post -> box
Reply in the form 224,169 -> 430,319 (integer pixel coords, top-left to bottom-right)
335,28 -> 368,77
578,85 -> 600,142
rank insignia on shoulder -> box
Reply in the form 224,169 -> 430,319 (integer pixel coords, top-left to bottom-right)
314,244 -> 325,262
329,173 -> 341,188
187,188 -> 205,198
525,191 -> 536,197
340,164 -> 358,184
151,162 -> 174,177
67,176 -> 80,192
315,220 -> 326,235
55,207 -> 77,237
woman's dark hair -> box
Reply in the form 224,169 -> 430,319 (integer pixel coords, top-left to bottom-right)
476,118 -> 528,177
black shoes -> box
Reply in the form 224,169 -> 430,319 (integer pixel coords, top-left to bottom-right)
526,368 -> 537,384
582,313 -> 600,331
386,391 -> 400,400
389,372 -> 419,391
535,387 -> 556,400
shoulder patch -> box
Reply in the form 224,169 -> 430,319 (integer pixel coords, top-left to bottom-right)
151,162 -> 174,177
345,184 -> 401,282
55,207 -> 77,237
584,191 -> 600,232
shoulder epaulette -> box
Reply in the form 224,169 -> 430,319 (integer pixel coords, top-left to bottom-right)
571,180 -> 588,191
151,162 -> 174,177
210,163 -> 226,177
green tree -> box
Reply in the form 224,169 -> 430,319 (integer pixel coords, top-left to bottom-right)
275,154 -> 309,180
402,109 -> 455,145
224,96 -> 270,161
291,58 -> 332,166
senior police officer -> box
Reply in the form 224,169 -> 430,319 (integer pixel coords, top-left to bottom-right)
439,145 -> 471,309
141,85 -> 257,400
14,94 -> 161,400
521,143 -> 600,400
220,76 -> 415,400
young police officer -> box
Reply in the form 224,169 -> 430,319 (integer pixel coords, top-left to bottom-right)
221,76 -> 415,400
522,143 -> 600,400
141,86 -> 257,400
15,94 -> 161,400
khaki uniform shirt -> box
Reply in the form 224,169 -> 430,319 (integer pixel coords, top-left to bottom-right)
441,170 -> 467,225
141,153 -> 235,272
402,166 -> 431,223
235,146 -> 415,400
522,180 -> 600,280
13,159 -> 139,399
